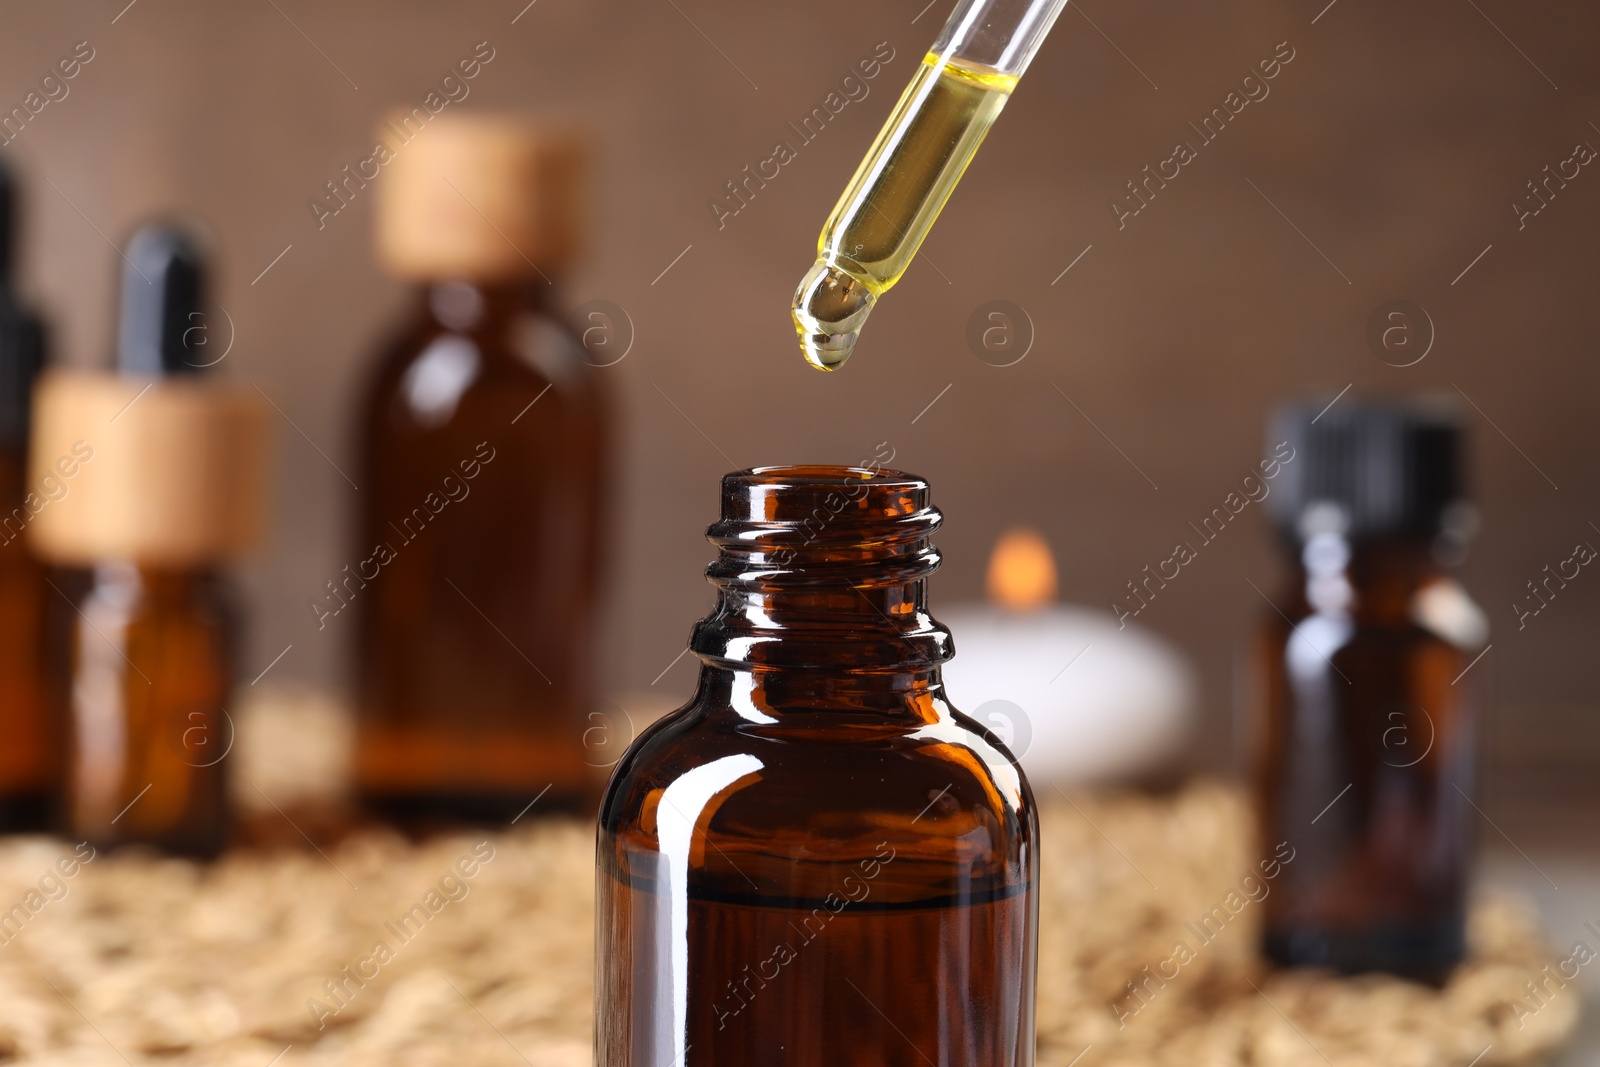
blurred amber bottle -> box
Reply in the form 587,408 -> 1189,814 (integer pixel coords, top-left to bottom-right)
0,164 -> 56,831
596,466 -> 1037,1066
29,227 -> 267,856
353,113 -> 608,823
1252,398 -> 1483,983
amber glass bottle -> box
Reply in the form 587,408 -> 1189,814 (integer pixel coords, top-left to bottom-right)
353,114 -> 606,823
63,562 -> 234,854
30,225 -> 260,857
0,163 -> 54,831
1253,399 -> 1482,983
596,465 -> 1037,1067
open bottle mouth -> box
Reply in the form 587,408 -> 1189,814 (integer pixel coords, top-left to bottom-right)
714,463 -> 933,536
692,464 -> 953,672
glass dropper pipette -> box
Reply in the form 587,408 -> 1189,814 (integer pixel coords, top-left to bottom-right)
792,0 -> 1070,370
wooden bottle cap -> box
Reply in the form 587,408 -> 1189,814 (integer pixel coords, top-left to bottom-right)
26,370 -> 268,567
375,112 -> 584,283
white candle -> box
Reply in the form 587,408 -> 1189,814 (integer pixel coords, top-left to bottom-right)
939,529 -> 1196,786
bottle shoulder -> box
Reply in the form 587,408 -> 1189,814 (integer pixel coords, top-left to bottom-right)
1264,577 -> 1488,654
357,305 -> 603,434
78,566 -> 235,626
599,695 -> 1036,854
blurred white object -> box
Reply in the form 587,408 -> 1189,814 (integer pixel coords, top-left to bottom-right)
231,686 -> 354,811
938,529 -> 1197,786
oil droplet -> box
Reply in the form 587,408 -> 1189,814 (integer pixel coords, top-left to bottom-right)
791,260 -> 877,372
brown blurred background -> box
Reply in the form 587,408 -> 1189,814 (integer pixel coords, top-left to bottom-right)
1,0 -> 1597,832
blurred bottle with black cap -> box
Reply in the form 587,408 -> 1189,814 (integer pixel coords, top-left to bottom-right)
1250,394 -> 1486,983
29,223 -> 266,856
0,162 -> 57,832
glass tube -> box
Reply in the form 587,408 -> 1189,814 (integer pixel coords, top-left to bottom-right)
791,0 -> 1071,371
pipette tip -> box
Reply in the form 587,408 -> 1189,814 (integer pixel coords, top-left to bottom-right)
792,260 -> 876,372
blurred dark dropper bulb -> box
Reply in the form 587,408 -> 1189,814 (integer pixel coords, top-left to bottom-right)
118,226 -> 206,376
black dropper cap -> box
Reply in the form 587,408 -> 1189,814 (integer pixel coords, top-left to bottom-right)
1266,395 -> 1464,542
117,224 -> 208,377
0,164 -> 45,451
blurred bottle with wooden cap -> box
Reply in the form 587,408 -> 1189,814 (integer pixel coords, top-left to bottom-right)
0,162 -> 56,832
352,111 -> 610,826
29,223 -> 267,857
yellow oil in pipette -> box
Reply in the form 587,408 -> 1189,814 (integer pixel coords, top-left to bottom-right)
793,52 -> 1018,371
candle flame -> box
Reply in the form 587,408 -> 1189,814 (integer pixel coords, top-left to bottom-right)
986,527 -> 1058,611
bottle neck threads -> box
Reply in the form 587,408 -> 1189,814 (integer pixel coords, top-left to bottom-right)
690,465 -> 954,673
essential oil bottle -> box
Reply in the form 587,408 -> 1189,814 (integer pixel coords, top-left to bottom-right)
0,163 -> 55,831
1251,398 -> 1484,983
596,465 -> 1038,1066
29,225 -> 266,857
352,113 -> 608,824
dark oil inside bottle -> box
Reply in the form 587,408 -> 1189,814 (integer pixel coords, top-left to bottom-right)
596,467 -> 1036,1067
354,281 -> 607,825
603,889 -> 1029,1063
